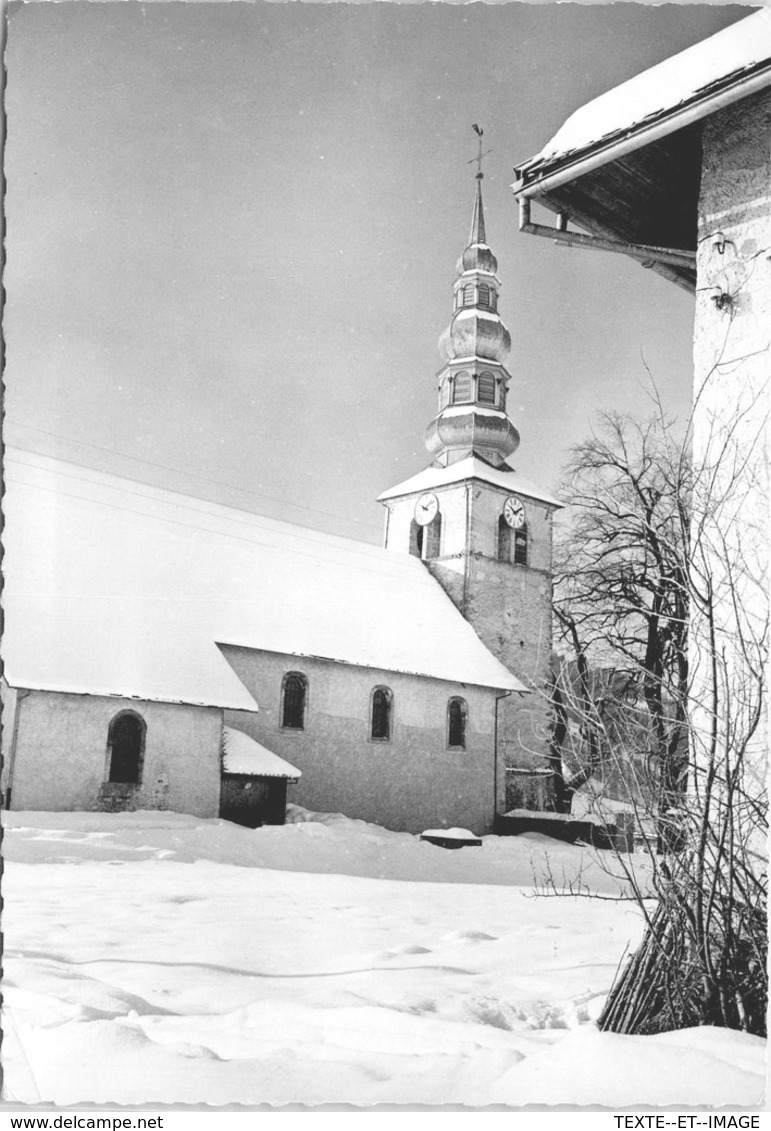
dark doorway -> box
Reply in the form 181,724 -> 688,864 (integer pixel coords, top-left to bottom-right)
220,775 -> 289,827
107,711 -> 146,784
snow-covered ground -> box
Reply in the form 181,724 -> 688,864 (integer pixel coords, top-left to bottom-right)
2,808 -> 766,1108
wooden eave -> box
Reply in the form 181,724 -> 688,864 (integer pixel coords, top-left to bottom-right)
525,122 -> 702,293
513,54 -> 771,293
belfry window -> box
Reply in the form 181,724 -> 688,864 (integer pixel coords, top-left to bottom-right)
453,371 -> 472,404
370,687 -> 393,741
462,283 -> 475,306
478,372 -> 496,405
410,519 -> 424,558
497,515 -> 511,562
423,510 -> 442,559
447,697 -> 467,750
107,711 -> 146,785
514,524 -> 528,566
281,672 -> 308,730
478,284 -> 491,309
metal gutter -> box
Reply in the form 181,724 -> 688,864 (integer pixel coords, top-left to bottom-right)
528,191 -> 696,294
517,197 -> 697,272
512,63 -> 771,199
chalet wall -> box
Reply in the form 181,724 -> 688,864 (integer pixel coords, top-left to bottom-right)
693,90 -> 770,776
221,646 -> 501,833
5,689 -> 223,816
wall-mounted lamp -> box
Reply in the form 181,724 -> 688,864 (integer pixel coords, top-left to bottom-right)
712,232 -> 733,256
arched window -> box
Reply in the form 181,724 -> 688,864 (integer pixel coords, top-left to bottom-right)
107,711 -> 146,785
462,283 -> 475,306
478,372 -> 496,405
281,672 -> 308,730
478,283 -> 491,309
497,515 -> 512,563
370,687 -> 393,741
410,519 -> 424,558
514,524 -> 528,566
423,510 -> 442,559
447,697 -> 468,750
453,371 -> 472,404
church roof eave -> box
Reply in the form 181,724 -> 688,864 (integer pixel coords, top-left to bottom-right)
217,641 -> 527,694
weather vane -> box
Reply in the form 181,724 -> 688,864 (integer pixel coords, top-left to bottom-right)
468,124 -> 493,179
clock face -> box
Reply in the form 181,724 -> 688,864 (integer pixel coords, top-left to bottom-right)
414,492 -> 439,526
503,495 -> 526,529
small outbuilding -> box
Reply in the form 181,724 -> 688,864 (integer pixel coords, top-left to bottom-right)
219,726 -> 301,828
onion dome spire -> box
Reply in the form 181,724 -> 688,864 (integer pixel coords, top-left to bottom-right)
425,128 -> 520,469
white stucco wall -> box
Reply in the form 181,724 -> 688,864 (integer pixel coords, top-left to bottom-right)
221,646 -> 503,834
5,689 -> 224,816
692,90 -> 770,783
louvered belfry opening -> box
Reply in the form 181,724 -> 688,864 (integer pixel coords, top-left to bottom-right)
497,515 -> 512,562
478,372 -> 496,404
514,524 -> 528,566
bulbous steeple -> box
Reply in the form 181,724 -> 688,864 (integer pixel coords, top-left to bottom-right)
425,158 -> 519,469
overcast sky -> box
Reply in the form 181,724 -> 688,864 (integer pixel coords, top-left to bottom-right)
5,1 -> 751,543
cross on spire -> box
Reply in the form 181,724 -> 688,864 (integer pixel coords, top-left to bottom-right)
468,124 -> 493,180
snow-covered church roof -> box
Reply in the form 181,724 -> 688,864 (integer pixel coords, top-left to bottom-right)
3,450 -> 526,705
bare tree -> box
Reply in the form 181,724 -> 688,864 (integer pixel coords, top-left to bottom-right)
551,409 -> 767,1036
551,412 -> 690,841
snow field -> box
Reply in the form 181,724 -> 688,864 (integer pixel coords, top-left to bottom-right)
2,809 -> 766,1107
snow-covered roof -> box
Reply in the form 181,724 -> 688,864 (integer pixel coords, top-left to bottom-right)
222,727 -> 301,780
514,11 -> 771,192
3,450 -> 526,698
379,455 -> 562,509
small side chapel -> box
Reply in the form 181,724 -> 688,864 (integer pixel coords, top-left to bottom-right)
1,161 -> 560,834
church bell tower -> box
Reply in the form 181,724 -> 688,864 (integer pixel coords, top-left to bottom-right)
379,135 -> 561,789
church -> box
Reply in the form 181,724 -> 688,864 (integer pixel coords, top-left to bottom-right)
1,168 -> 560,834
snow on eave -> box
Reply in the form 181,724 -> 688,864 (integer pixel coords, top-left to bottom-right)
513,10 -> 771,194
458,269 -> 500,282
216,641 -> 527,695
452,309 -> 504,322
436,406 -> 510,420
378,456 -> 563,510
222,726 -> 301,779
2,674 -> 259,714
